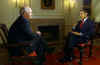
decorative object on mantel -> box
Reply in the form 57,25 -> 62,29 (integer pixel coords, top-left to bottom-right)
41,0 -> 55,9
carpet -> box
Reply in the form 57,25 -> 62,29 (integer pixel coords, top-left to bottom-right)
6,46 -> 100,65
44,46 -> 100,65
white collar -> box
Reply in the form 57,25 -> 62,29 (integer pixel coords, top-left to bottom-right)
81,17 -> 88,23
84,17 -> 88,22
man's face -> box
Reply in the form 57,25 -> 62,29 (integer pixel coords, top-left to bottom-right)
24,8 -> 32,19
28,8 -> 32,18
80,11 -> 87,19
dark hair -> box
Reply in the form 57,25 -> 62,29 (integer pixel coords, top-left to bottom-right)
19,7 -> 25,15
80,9 -> 88,13
80,9 -> 89,16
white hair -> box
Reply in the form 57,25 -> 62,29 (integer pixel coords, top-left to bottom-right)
24,7 -> 32,13
20,6 -> 32,15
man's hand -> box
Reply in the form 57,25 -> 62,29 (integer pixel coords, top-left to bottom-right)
36,31 -> 41,36
72,23 -> 77,27
72,31 -> 81,36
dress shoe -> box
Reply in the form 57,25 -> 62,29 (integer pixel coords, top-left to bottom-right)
58,57 -> 68,64
58,56 -> 73,64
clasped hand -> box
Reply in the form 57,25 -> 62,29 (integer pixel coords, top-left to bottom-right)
72,31 -> 81,36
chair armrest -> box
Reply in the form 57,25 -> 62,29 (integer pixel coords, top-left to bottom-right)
7,42 -> 32,48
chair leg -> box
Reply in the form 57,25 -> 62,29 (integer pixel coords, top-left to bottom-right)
78,48 -> 83,65
89,44 -> 93,57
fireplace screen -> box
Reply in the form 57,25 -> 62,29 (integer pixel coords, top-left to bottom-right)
38,25 -> 59,42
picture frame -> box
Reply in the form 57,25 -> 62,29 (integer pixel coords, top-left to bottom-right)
41,0 -> 55,9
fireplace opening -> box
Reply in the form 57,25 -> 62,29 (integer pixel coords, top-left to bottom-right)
38,25 -> 59,42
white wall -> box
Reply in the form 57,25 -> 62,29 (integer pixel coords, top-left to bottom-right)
64,0 -> 83,24
31,0 -> 64,19
92,0 -> 100,23
0,0 -> 64,28
0,0 -> 19,28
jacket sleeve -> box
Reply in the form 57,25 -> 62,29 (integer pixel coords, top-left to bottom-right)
72,21 -> 80,31
20,21 -> 39,40
81,21 -> 95,38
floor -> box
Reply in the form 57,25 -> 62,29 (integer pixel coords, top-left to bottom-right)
0,46 -> 100,65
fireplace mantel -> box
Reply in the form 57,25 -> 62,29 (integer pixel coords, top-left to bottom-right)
30,19 -> 64,26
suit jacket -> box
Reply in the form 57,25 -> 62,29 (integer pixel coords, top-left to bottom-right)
72,18 -> 95,41
8,16 -> 40,56
64,18 -> 95,51
8,16 -> 37,43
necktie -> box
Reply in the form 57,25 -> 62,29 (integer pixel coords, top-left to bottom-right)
80,20 -> 84,29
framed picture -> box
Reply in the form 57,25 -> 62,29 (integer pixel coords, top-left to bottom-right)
41,0 -> 55,9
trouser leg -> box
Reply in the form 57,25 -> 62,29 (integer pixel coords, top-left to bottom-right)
64,33 -> 79,60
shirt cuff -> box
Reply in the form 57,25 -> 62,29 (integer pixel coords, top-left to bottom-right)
72,26 -> 75,30
80,32 -> 83,36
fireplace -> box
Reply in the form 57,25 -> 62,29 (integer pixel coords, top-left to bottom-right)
38,25 -> 59,42
30,19 -> 64,44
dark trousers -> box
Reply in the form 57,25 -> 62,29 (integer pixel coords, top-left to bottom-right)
64,32 -> 85,58
8,36 -> 48,58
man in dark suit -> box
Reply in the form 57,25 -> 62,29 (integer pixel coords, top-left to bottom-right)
59,9 -> 95,63
8,6 -> 50,65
